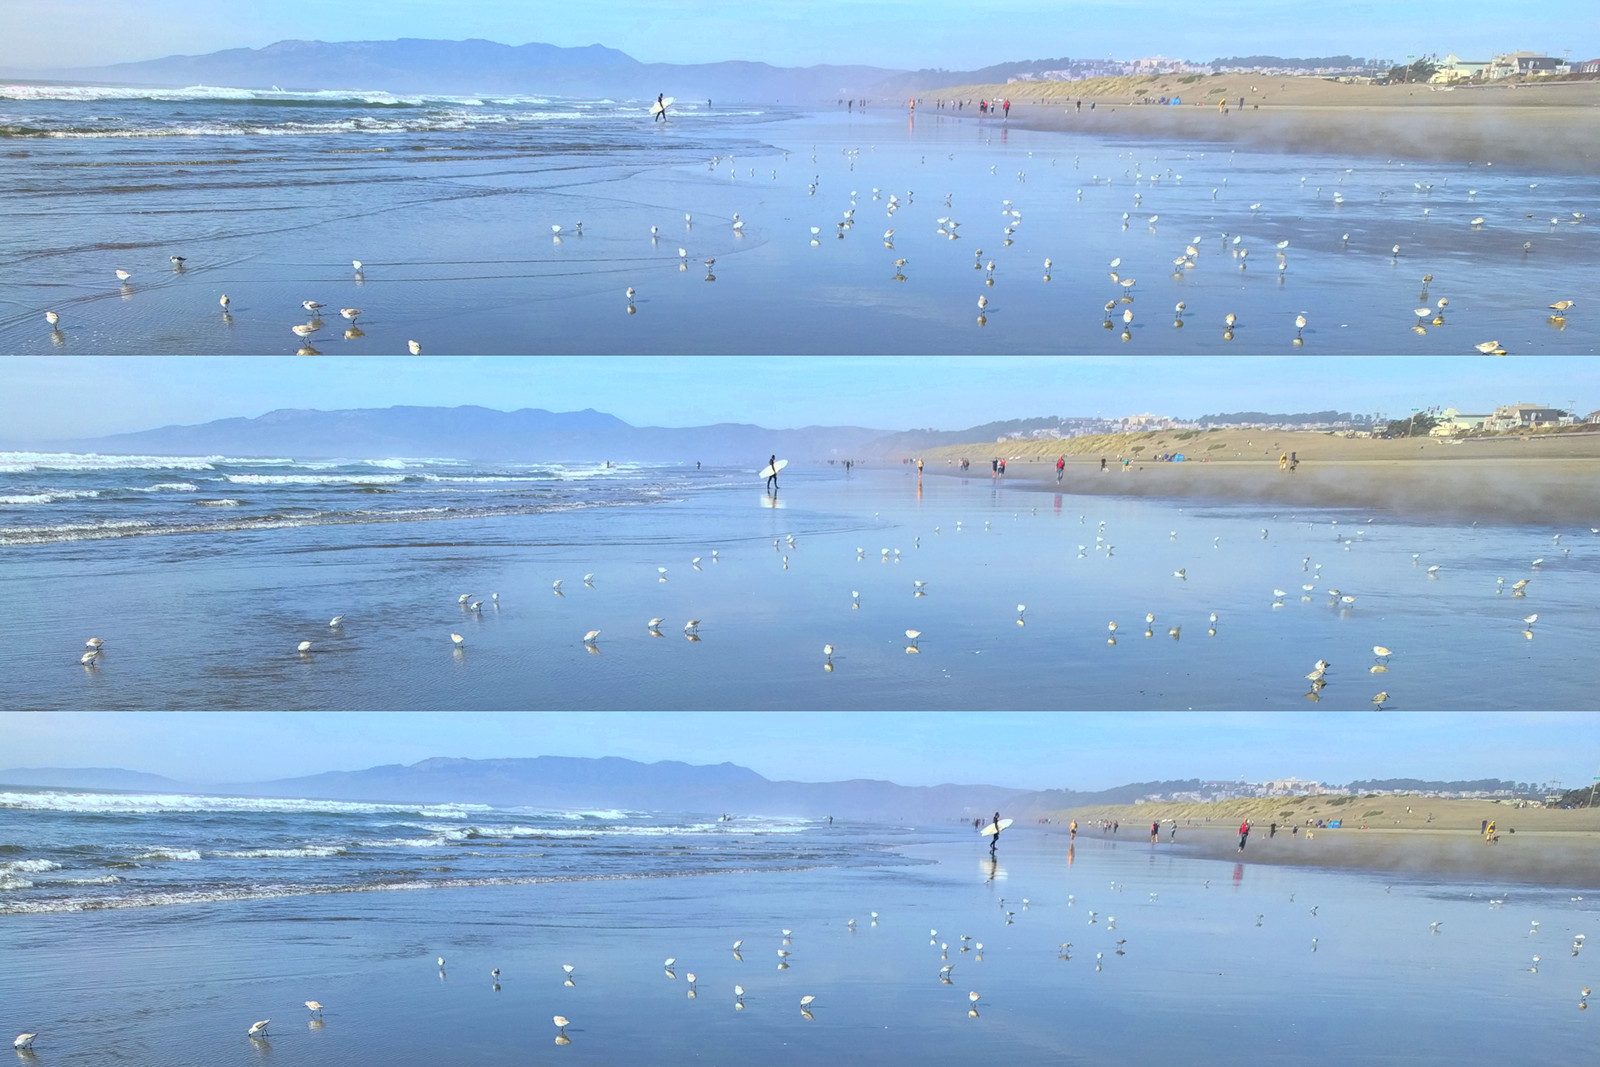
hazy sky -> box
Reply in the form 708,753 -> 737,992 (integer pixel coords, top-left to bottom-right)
3,712 -> 1595,790
5,357 -> 1595,444
2,0 -> 1594,73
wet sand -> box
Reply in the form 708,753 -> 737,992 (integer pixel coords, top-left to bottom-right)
924,76 -> 1600,172
1053,796 -> 1600,887
924,428 -> 1600,524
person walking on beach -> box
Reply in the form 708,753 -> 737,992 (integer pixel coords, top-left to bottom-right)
991,458 -> 999,478
1002,99 -> 1010,118
1150,820 -> 1159,843
655,93 -> 668,122
1069,818 -> 1077,841
1056,454 -> 1066,482
998,459 -> 1006,476
1270,822 -> 1277,838
1238,819 -> 1251,852
765,454 -> 779,493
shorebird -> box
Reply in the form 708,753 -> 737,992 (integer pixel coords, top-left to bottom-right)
583,630 -> 600,644
297,640 -> 312,653
329,615 -> 344,627
1550,300 -> 1575,313
44,310 -> 59,328
302,300 -> 325,315
553,1016 -> 569,1031
247,1020 -> 270,1038
408,340 -> 422,355
683,619 -> 700,633
13,1034 -> 37,1050
305,1000 -> 323,1016
219,294 -> 230,309
340,308 -> 362,321
450,633 -> 464,646
115,269 -> 131,281
80,650 -> 99,666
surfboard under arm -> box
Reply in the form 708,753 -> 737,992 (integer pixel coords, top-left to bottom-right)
980,818 -> 1014,836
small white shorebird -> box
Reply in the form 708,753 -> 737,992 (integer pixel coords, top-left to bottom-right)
14,1034 -> 37,1050
329,615 -> 344,627
450,633 -> 465,647
297,640 -> 312,653
45,310 -> 59,327
553,1015 -> 569,1032
247,1020 -> 270,1038
408,340 -> 422,355
115,269 -> 131,282
583,630 -> 601,644
305,1001 -> 323,1017
340,308 -> 362,322
683,619 -> 700,633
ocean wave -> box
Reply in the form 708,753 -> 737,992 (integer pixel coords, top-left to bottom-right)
0,864 -> 820,914
0,859 -> 62,874
224,473 -> 407,485
49,875 -> 120,885
131,482 -> 199,492
0,490 -> 100,505
209,846 -> 347,859
136,849 -> 202,862
193,499 -> 243,507
0,876 -> 33,890
0,451 -> 226,474
0,84 -> 445,107
0,790 -> 490,818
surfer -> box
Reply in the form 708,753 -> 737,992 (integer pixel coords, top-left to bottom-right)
655,93 -> 668,122
765,454 -> 779,492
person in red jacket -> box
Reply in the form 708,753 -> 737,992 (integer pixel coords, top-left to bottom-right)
1238,819 -> 1251,852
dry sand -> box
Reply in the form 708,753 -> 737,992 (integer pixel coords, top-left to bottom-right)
1044,795 -> 1600,887
922,427 -> 1600,524
921,74 -> 1600,171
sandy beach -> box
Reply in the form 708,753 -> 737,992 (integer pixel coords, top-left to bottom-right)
923,75 -> 1600,171
1051,794 -> 1600,886
922,427 -> 1600,524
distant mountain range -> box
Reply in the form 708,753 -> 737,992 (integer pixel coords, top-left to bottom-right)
0,757 -> 1273,821
11,39 -> 1087,102
47,404 -> 1058,464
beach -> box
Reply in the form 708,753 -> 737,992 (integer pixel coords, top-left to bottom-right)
926,75 -> 1600,172
4,457 -> 1599,710
922,427 -> 1600,524
1056,795 -> 1600,886
3,792 -> 1597,1067
2,88 -> 1596,355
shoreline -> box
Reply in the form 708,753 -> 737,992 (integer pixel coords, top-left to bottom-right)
912,76 -> 1600,172
919,428 -> 1600,525
1038,794 -> 1600,888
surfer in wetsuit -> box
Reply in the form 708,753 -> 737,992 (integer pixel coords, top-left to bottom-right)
989,811 -> 1002,856
655,93 -> 667,122
766,454 -> 779,493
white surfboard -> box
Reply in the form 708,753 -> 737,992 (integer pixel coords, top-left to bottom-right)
759,459 -> 788,479
650,96 -> 675,116
980,818 -> 1013,837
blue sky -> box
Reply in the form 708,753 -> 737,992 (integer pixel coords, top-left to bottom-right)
3,0 -> 1595,72
2,711 -> 1595,789
5,357 -> 1595,443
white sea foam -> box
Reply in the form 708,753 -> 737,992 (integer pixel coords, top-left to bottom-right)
135,849 -> 202,862
0,790 -> 490,818
224,473 -> 407,485
0,451 -> 225,473
210,846 -> 347,859
193,499 -> 243,507
132,482 -> 199,492
0,859 -> 62,874
363,458 -> 408,469
0,490 -> 100,505
51,875 -> 120,885
0,875 -> 34,890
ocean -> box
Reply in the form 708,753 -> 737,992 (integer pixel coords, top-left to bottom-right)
1,457 -> 1596,710
1,791 -> 1595,1066
1,85 -> 1595,354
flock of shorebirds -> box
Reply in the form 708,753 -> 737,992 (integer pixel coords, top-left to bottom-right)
12,832 -> 1593,1054
68,502 -> 1582,712
33,131 -> 1589,354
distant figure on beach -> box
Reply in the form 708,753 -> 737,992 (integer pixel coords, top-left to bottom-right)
1056,455 -> 1066,482
1270,822 -> 1277,838
1290,451 -> 1298,471
1076,99 -> 1082,112
1112,820 -> 1118,834
1150,820 -> 1159,843
1069,819 -> 1077,840
1238,819 -> 1251,852
1002,99 -> 1010,118
827,815 -> 833,825
998,460 -> 1006,476
917,457 -> 924,477
766,454 -> 778,493
992,458 -> 999,477
1100,457 -> 1107,472
655,93 -> 668,122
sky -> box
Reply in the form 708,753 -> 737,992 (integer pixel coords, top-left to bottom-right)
5,356 -> 1596,444
2,711 -> 1595,790
3,0 -> 1595,74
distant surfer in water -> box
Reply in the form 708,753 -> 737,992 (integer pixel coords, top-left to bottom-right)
766,454 -> 779,493
655,93 -> 668,122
